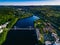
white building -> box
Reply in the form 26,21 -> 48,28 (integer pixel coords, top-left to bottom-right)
52,33 -> 57,37
36,28 -> 40,40
0,29 -> 3,33
54,42 -> 60,45
0,26 -> 2,29
45,41 -> 52,45
0,22 -> 9,33
1,22 -> 9,28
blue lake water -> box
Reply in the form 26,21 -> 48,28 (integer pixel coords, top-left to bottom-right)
15,15 -> 39,28
3,15 -> 39,45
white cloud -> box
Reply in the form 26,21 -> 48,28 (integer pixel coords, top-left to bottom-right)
0,0 -> 60,5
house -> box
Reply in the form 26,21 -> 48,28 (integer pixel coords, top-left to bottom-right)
36,28 -> 40,40
52,33 -> 57,37
45,41 -> 52,45
53,42 -> 60,45
0,22 -> 9,33
0,26 -> 2,29
0,29 -> 3,33
1,22 -> 9,28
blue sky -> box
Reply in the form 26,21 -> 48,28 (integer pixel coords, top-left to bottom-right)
0,0 -> 51,2
0,0 -> 60,5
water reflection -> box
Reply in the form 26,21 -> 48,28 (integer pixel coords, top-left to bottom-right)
3,15 -> 39,45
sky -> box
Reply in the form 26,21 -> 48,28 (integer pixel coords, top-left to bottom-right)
0,0 -> 52,2
0,0 -> 60,5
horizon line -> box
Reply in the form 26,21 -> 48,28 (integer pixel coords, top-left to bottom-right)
0,1 -> 60,6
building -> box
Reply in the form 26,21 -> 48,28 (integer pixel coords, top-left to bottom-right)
0,29 -> 3,33
53,42 -> 60,45
1,22 -> 9,28
0,22 -> 9,33
45,41 -> 52,45
0,26 -> 2,29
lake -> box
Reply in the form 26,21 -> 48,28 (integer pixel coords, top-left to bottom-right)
3,15 -> 39,45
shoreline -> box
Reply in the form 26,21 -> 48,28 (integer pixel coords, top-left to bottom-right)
1,15 -> 33,45
0,18 -> 19,45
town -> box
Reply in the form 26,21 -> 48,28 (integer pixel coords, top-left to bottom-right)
0,6 -> 60,45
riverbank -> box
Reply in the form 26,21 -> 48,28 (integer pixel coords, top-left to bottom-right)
0,18 -> 19,45
34,18 -> 59,45
0,15 -> 33,45
2,15 -> 39,45
34,19 -> 45,45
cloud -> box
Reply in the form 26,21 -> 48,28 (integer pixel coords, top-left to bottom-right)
0,0 -> 60,5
